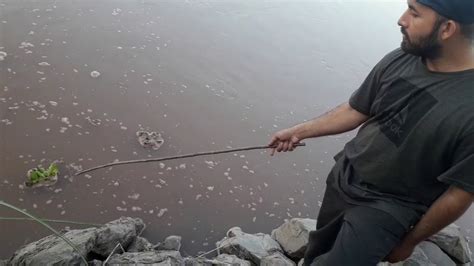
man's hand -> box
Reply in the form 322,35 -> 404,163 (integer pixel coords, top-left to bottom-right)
385,186 -> 474,263
269,127 -> 301,156
384,241 -> 416,263
268,102 -> 368,156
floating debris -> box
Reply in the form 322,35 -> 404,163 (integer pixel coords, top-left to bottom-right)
90,70 -> 101,78
112,8 -> 122,15
0,51 -> 7,61
157,208 -> 168,217
128,193 -> 140,200
86,116 -> 101,126
24,163 -> 59,188
136,131 -> 164,150
61,117 -> 70,124
38,62 -> 50,66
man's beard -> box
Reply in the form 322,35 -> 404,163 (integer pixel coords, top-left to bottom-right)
400,23 -> 443,59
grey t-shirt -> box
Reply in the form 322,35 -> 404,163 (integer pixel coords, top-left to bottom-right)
332,48 -> 474,229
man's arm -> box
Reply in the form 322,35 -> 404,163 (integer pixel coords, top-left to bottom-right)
269,102 -> 368,155
386,186 -> 474,263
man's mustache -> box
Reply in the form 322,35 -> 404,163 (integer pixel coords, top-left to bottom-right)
400,28 -> 407,36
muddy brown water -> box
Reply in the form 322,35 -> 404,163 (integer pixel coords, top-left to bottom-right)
1,0 -> 472,260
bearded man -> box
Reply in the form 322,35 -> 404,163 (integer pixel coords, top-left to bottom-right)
269,0 -> 474,264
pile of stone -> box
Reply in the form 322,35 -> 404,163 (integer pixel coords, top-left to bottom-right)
1,217 -> 471,265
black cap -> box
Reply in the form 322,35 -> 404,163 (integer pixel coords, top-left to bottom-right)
417,0 -> 474,24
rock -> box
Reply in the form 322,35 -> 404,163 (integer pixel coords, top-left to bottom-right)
136,131 -> 164,150
260,252 -> 296,266
428,223 -> 472,264
158,235 -> 182,251
8,227 -> 97,265
271,218 -> 316,259
378,246 -> 435,266
89,259 -> 103,266
127,236 -> 154,252
212,254 -> 252,265
216,226 -> 283,264
106,250 -> 183,265
401,246 -> 435,266
184,254 -> 251,265
184,257 -> 212,266
7,217 -> 144,265
93,217 -> 145,257
380,241 -> 458,266
418,241 -> 456,266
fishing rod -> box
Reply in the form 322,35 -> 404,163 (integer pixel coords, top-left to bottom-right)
75,143 -> 306,176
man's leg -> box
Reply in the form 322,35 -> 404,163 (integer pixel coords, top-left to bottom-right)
309,206 -> 407,266
303,175 -> 353,265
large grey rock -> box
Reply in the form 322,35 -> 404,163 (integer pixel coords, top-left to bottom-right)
184,254 -> 251,265
260,252 -> 296,266
418,241 -> 456,266
7,217 -> 144,265
127,236 -> 154,252
212,254 -> 252,265
271,218 -> 316,259
428,224 -> 472,264
8,227 -> 97,266
216,226 -> 283,264
155,235 -> 182,251
93,217 -> 145,257
107,250 -> 183,265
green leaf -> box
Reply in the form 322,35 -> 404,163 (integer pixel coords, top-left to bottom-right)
46,163 -> 58,177
36,171 -> 45,178
28,171 -> 39,181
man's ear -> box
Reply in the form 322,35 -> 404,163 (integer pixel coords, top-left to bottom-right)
440,20 -> 458,40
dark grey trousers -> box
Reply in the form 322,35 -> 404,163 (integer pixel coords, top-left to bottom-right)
303,183 -> 408,266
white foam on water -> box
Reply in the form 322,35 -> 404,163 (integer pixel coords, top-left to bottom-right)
90,70 -> 101,78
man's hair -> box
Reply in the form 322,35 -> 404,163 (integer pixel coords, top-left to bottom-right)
460,23 -> 474,42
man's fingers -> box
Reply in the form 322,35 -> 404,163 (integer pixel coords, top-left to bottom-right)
268,136 -> 279,147
276,142 -> 284,152
282,142 -> 289,152
270,147 -> 276,156
288,143 -> 294,151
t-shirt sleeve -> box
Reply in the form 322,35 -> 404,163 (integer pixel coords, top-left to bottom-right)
438,132 -> 474,194
349,48 -> 402,116
349,67 -> 381,116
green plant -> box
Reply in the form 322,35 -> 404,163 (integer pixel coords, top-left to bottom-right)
26,163 -> 59,186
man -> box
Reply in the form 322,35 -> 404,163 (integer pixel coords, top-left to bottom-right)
269,0 -> 474,265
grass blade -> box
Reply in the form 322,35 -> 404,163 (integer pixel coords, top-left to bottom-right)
0,217 -> 102,227
0,200 -> 89,265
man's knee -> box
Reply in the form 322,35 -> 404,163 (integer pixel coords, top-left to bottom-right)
305,206 -> 407,265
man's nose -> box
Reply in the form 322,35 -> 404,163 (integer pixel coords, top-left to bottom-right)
398,10 -> 409,28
